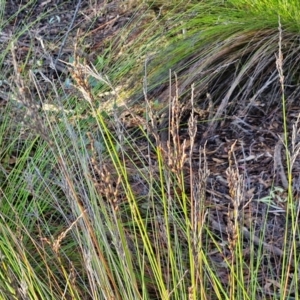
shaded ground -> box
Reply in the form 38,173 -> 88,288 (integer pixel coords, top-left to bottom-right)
0,0 -> 149,103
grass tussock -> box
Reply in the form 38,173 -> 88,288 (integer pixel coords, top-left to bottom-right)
1,0 -> 300,299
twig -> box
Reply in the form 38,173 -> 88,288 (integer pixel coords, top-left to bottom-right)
52,0 -> 82,71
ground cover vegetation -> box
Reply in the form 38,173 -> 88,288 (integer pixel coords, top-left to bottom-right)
0,0 -> 300,299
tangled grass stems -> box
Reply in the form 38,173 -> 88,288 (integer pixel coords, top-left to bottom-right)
1,0 -> 300,299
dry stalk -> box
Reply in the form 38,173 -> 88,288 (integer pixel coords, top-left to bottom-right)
87,132 -> 123,211
275,17 -> 297,300
52,211 -> 85,253
290,114 -> 300,172
71,55 -> 95,105
167,72 -> 187,175
226,140 -> 245,253
189,83 -> 207,254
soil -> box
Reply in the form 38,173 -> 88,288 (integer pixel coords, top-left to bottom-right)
1,1 -> 137,91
